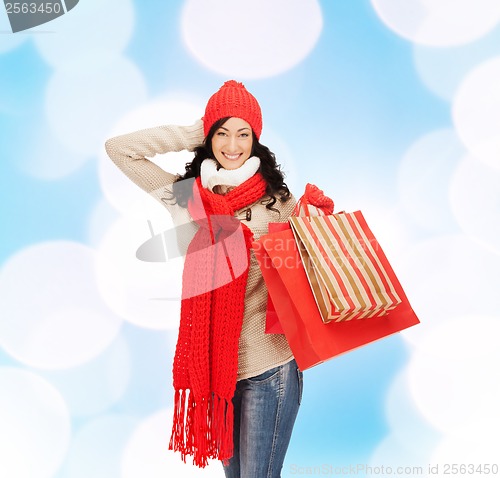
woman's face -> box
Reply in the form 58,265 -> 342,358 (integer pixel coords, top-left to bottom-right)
211,117 -> 253,170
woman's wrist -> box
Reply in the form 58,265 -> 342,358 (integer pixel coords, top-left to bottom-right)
181,119 -> 205,151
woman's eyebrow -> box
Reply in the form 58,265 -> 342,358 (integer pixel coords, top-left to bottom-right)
217,126 -> 251,132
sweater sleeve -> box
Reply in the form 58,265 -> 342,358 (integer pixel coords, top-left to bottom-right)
104,119 -> 205,194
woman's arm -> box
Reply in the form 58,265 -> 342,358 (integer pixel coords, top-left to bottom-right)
104,119 -> 205,194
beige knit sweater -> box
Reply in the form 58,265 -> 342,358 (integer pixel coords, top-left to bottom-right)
104,119 -> 296,380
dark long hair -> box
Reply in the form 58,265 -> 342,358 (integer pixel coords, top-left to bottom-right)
170,117 -> 291,210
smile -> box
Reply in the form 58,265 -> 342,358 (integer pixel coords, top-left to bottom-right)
223,153 -> 242,160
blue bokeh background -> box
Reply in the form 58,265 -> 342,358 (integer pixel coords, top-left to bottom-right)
1,1 -> 500,477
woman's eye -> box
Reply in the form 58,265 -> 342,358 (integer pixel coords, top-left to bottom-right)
240,133 -> 249,138
216,131 -> 227,136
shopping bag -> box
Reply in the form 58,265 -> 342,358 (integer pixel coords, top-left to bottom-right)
264,296 -> 283,334
289,212 -> 402,323
264,222 -> 289,334
253,220 -> 419,371
264,184 -> 334,334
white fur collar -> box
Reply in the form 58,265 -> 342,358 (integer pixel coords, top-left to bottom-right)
200,157 -> 261,192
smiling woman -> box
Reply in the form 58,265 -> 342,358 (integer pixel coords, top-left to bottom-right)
105,80 -> 301,477
212,117 -> 253,170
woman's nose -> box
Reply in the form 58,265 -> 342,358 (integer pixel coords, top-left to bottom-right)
227,135 -> 238,151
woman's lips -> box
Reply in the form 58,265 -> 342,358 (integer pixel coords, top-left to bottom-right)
223,153 -> 241,160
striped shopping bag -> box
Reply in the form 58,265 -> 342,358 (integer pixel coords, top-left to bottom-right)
289,212 -> 402,323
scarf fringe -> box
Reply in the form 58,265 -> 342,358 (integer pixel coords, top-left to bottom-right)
169,388 -> 234,468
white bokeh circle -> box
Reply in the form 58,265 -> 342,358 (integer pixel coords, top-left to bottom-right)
408,315 -> 500,433
369,434 -> 433,475
0,240 -> 122,369
181,0 -> 323,78
449,155 -> 500,255
413,27 -> 500,101
431,416 -> 500,468
371,0 -> 500,47
397,129 -> 463,233
100,97 -> 203,214
95,196 -> 185,330
396,233 -> 500,346
17,122 -> 89,180
41,333 -> 130,417
45,51 -> 148,156
452,57 -> 500,170
34,0 -> 135,67
87,196 -> 122,248
384,371 -> 440,454
0,367 -> 71,478
369,369 -> 440,472
65,414 -> 139,478
121,409 -> 224,477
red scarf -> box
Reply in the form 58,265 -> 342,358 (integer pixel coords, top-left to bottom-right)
169,172 -> 267,467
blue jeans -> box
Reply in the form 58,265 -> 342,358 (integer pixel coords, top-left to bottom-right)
222,358 -> 303,478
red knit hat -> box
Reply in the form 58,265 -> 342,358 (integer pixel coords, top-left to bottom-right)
203,80 -> 263,140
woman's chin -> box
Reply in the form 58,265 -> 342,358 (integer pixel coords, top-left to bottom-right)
217,157 -> 248,170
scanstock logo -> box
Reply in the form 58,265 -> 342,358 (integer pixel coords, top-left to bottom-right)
3,0 -> 79,33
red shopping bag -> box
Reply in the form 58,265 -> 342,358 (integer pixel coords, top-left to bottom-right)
253,214 -> 419,371
264,295 -> 284,334
264,184 -> 334,334
264,222 -> 290,334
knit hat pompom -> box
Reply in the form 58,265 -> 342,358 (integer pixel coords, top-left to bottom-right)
203,80 -> 263,140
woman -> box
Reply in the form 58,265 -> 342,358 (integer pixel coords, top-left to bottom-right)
105,80 -> 303,477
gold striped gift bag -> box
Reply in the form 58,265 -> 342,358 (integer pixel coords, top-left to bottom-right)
289,212 -> 402,323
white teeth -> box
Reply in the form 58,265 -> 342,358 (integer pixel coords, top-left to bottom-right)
224,153 -> 240,160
